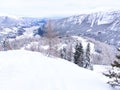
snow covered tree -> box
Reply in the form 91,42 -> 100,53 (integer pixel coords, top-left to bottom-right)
74,42 -> 93,70
74,43 -> 84,67
103,54 -> 120,89
2,38 -> 11,51
66,43 -> 74,62
84,43 -> 93,70
60,47 -> 67,59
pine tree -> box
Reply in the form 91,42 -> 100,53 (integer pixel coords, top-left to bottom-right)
103,55 -> 120,88
84,43 -> 93,70
74,43 -> 84,67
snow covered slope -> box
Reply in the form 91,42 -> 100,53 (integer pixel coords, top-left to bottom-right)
0,50 -> 112,90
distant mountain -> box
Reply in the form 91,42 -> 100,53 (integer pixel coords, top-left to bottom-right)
0,16 -> 47,27
0,16 -> 47,39
53,10 -> 120,47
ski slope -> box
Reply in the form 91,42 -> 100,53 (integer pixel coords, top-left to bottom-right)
0,50 -> 113,90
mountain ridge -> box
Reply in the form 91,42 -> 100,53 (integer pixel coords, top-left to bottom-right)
0,10 -> 120,47
53,10 -> 120,47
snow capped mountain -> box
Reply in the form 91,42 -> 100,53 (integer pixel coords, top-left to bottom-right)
0,50 -> 112,90
0,16 -> 21,26
53,10 -> 120,47
0,16 -> 47,27
0,16 -> 47,39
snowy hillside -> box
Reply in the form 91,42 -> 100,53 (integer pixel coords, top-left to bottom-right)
53,10 -> 120,47
0,50 -> 113,90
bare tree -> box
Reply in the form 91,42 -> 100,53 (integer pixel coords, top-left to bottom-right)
44,20 -> 59,56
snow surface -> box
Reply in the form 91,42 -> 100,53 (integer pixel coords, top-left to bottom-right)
94,65 -> 112,74
0,50 -> 113,90
40,45 -> 49,50
23,26 -> 39,37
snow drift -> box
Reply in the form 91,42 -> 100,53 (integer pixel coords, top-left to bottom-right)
0,50 -> 112,90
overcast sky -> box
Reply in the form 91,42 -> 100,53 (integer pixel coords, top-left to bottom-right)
0,0 -> 120,17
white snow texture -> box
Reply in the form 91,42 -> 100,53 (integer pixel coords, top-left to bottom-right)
0,50 -> 112,90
